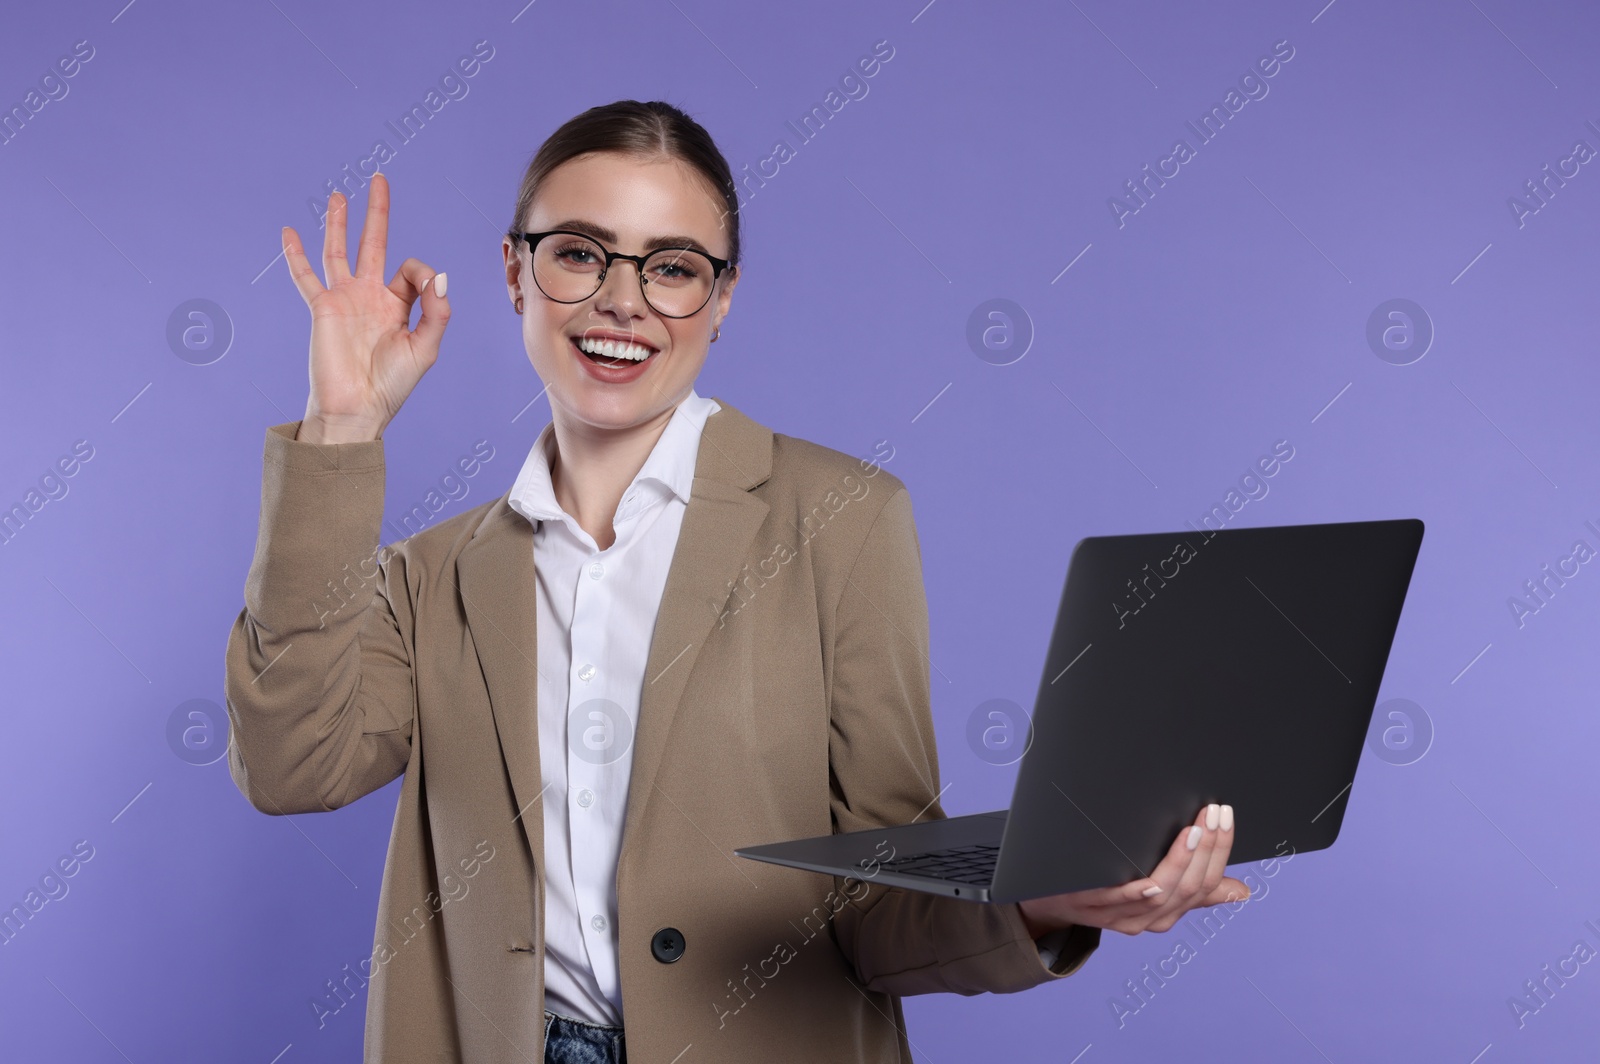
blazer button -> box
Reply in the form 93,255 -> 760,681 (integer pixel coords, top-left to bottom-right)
651,927 -> 685,963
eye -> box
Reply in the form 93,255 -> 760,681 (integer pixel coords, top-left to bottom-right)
646,251 -> 704,283
553,242 -> 600,266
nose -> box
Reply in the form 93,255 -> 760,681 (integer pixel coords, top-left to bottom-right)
594,258 -> 648,317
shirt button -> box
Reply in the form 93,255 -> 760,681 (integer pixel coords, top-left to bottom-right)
577,663 -> 596,683
576,788 -> 594,808
591,914 -> 608,932
588,561 -> 605,580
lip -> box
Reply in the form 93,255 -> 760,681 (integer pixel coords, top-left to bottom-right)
569,334 -> 658,384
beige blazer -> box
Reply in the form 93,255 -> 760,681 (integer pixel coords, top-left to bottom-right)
224,398 -> 1100,1063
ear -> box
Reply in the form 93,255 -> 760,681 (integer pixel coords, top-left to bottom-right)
502,237 -> 523,303
712,263 -> 739,325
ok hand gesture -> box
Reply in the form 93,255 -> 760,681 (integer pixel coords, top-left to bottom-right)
282,173 -> 450,444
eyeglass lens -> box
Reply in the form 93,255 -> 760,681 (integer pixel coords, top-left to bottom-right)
531,233 -> 716,318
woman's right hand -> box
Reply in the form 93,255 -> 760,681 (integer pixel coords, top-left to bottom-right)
283,172 -> 450,444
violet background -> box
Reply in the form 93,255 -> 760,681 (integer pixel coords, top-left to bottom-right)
3,0 -> 1598,1060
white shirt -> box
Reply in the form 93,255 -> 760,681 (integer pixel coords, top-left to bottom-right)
506,390 -> 720,1025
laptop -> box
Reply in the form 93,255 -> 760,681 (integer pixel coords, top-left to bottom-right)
734,517 -> 1425,903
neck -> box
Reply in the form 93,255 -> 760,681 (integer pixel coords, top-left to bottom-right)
547,398 -> 684,550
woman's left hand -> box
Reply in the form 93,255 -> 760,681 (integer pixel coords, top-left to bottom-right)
1017,802 -> 1250,939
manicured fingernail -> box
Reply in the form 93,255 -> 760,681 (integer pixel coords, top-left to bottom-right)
1186,825 -> 1202,850
1220,804 -> 1233,832
1141,884 -> 1163,897
1206,803 -> 1219,831
434,272 -> 448,298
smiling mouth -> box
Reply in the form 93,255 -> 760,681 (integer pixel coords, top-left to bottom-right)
572,335 -> 657,365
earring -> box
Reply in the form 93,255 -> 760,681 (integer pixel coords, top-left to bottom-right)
514,297 -> 523,315
711,325 -> 720,342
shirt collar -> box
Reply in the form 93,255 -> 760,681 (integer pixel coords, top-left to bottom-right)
507,389 -> 721,528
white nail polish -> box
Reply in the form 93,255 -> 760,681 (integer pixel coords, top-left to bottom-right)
1220,804 -> 1233,832
434,272 -> 448,299
1186,825 -> 1202,851
1141,884 -> 1163,898
1206,803 -> 1219,831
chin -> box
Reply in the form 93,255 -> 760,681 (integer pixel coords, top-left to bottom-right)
531,334 -> 703,431
548,375 -> 684,433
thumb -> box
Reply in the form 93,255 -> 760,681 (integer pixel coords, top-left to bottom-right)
411,270 -> 451,353
1204,877 -> 1252,906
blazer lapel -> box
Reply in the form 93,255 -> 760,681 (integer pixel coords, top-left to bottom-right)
457,502 -> 546,863
620,399 -> 773,857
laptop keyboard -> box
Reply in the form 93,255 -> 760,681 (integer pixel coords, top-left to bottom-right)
873,843 -> 1000,885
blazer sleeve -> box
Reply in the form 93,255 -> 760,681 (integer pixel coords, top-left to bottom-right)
827,485 -> 1101,995
222,421 -> 415,815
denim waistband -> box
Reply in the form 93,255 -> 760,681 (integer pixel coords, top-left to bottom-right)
543,1009 -> 626,1064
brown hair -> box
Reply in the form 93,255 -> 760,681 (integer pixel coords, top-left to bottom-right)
508,99 -> 742,268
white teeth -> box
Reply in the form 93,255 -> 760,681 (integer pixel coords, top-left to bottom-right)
576,336 -> 654,361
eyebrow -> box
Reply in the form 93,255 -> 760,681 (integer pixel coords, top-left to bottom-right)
545,218 -> 719,258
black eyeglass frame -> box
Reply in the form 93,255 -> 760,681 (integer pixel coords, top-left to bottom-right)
509,229 -> 734,319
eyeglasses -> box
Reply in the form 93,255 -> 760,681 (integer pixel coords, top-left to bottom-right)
510,229 -> 733,319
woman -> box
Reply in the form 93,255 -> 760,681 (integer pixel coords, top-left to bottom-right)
225,100 -> 1249,1064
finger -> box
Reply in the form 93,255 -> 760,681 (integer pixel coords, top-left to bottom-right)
354,172 -> 389,281
1118,876 -> 1170,906
323,190 -> 351,284
1117,810 -> 1210,914
1139,806 -> 1215,928
1172,804 -> 1221,905
1198,803 -> 1235,897
1055,878 -> 1161,912
281,226 -> 326,307
1129,810 -> 1204,901
387,256 -> 430,307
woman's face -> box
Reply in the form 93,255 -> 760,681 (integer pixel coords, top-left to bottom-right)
502,151 -> 738,435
